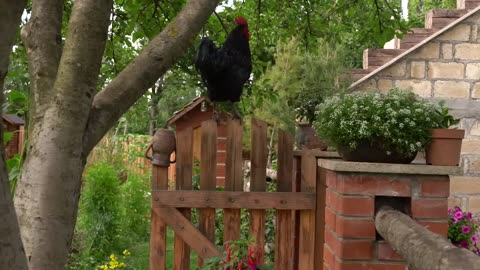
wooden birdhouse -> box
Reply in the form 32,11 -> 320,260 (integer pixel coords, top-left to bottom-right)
2,114 -> 25,159
167,97 -> 229,187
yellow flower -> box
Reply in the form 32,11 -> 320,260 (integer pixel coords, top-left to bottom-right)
123,249 -> 131,256
98,265 -> 109,270
110,254 -> 117,260
118,262 -> 126,268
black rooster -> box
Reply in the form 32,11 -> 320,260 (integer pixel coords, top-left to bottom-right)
195,16 -> 252,120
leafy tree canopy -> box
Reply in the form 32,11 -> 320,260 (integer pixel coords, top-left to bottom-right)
7,0 -> 452,134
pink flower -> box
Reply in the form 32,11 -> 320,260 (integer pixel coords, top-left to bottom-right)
462,225 -> 471,234
448,207 -> 453,215
460,241 -> 470,248
452,217 -> 459,223
466,212 -> 473,221
472,235 -> 479,244
455,210 -> 464,219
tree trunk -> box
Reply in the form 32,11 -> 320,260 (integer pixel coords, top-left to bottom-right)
0,1 -> 29,269
14,1 -> 113,268
375,208 -> 480,270
13,0 -> 220,269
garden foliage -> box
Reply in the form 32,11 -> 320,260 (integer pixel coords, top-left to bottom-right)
314,88 -> 438,158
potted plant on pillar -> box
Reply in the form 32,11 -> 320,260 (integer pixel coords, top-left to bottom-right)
426,100 -> 464,166
313,88 -> 437,164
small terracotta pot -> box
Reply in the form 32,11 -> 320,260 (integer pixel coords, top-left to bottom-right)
297,123 -> 328,150
150,129 -> 176,167
426,129 -> 465,166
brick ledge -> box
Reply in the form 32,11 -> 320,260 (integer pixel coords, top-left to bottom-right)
318,159 -> 462,175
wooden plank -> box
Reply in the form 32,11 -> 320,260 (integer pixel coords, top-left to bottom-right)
315,167 -> 327,270
173,127 -> 193,270
224,119 -> 243,242
150,165 -> 169,270
154,207 -> 221,259
198,120 -> 217,267
292,156 -> 302,269
249,119 -> 268,262
152,190 -> 315,209
298,148 -> 317,270
274,130 -> 294,270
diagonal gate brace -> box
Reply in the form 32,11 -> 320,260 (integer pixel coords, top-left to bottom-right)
153,207 -> 221,259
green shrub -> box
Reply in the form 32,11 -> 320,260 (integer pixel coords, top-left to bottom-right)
77,163 -> 122,261
119,172 -> 151,241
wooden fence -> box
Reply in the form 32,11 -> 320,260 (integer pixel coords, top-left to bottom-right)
148,118 -> 326,270
87,134 -> 151,175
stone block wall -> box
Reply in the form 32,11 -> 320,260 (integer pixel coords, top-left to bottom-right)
352,11 -> 480,214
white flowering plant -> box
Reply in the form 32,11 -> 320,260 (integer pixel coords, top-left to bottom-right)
313,88 -> 438,158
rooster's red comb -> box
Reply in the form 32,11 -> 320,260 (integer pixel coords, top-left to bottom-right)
235,16 -> 248,26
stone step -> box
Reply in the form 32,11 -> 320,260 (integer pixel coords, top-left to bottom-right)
351,68 -> 377,81
363,49 -> 406,69
408,27 -> 441,34
458,0 -> 480,9
399,28 -> 440,49
425,9 -> 469,29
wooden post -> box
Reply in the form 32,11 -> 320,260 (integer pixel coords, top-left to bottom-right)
298,148 -> 316,269
149,129 -> 176,270
292,156 -> 302,269
173,127 -> 194,270
249,119 -> 268,262
224,119 -> 243,242
198,120 -> 217,267
315,167 -> 327,270
274,130 -> 294,270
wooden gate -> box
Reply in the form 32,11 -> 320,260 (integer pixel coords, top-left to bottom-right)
148,118 -> 325,270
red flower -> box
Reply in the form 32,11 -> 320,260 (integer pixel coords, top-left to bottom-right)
237,259 -> 243,270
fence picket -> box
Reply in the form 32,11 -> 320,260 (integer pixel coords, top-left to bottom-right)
198,120 -> 217,267
249,119 -> 268,261
174,127 -> 194,270
274,130 -> 294,270
224,119 -> 243,242
149,157 -> 169,270
298,148 -> 317,269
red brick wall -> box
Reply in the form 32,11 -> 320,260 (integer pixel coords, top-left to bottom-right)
323,169 -> 449,270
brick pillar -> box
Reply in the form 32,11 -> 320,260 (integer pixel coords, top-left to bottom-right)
319,159 -> 460,270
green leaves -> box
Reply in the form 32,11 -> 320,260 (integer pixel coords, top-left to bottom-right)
432,100 -> 460,129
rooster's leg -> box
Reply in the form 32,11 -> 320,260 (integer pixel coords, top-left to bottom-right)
211,102 -> 220,122
232,102 -> 243,122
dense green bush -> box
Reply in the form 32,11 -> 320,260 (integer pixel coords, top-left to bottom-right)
119,173 -> 151,241
68,163 -> 123,269
67,162 -> 153,269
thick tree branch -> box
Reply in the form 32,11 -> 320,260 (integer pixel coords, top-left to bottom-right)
0,1 -> 28,269
51,0 -> 113,129
83,0 -> 220,153
21,0 -> 63,131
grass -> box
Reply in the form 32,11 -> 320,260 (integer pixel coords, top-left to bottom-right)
125,229 -> 199,270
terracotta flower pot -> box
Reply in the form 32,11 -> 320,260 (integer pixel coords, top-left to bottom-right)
426,129 -> 465,166
297,123 -> 328,150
